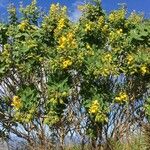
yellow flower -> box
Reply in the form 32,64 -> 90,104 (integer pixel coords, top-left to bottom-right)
85,23 -> 91,32
101,68 -> 110,77
12,96 -> 22,110
98,16 -> 104,27
115,92 -> 128,103
50,3 -> 59,13
115,96 -> 121,102
18,20 -> 28,31
50,98 -> 57,105
68,32 -> 74,39
58,36 -> 67,49
57,18 -> 65,30
120,92 -> 128,100
71,40 -> 77,49
104,54 -> 112,62
109,10 -> 125,23
95,113 -> 108,123
140,65 -> 148,75
86,43 -> 91,50
102,25 -> 109,33
125,13 -> 143,27
127,54 -> 134,64
116,29 -> 123,35
62,91 -> 67,97
58,32 -> 77,50
89,100 -> 100,114
108,13 -> 115,22
62,59 -> 72,69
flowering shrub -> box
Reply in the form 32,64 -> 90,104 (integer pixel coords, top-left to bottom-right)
0,0 -> 149,149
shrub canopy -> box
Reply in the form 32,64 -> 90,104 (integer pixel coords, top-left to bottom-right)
0,0 -> 150,149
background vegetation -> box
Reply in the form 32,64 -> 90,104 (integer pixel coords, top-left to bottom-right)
0,0 -> 150,149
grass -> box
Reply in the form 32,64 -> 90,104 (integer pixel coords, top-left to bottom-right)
8,126 -> 150,150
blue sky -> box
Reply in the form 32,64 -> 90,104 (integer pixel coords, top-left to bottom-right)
0,0 -> 149,21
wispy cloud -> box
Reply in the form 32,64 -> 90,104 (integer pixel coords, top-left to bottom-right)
69,1 -> 84,22
0,0 -> 8,8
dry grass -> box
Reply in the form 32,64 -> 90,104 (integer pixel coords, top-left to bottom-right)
8,131 -> 150,150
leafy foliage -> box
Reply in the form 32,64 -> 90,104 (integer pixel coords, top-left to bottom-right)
0,0 -> 149,149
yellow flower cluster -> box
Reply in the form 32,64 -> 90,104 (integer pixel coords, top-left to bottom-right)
12,96 -> 22,110
18,20 -> 28,31
85,24 -> 91,32
49,91 -> 68,105
62,59 -> 72,69
58,32 -> 77,50
2,45 -> 10,58
125,13 -> 143,27
89,100 -> 100,114
140,65 -> 148,75
98,16 -> 104,27
85,22 -> 94,32
93,67 -> 110,77
62,91 -> 68,97
101,68 -> 110,77
102,24 -> 109,33
116,29 -> 123,34
58,36 -> 66,49
51,96 -> 63,105
14,111 -> 35,123
86,43 -> 91,50
50,3 -> 59,13
54,18 -> 67,36
108,9 -> 125,23
127,54 -> 134,64
109,29 -> 123,42
86,44 -> 94,56
115,92 -> 128,103
103,54 -> 112,62
50,4 -> 67,19
57,18 -> 65,30
95,113 -> 108,123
